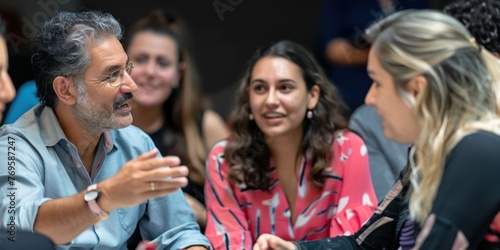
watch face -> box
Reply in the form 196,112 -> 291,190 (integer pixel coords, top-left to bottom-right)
84,190 -> 98,201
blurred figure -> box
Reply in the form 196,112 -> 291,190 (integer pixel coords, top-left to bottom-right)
4,80 -> 37,124
320,0 -> 428,112
126,9 -> 229,229
254,9 -> 500,249
337,1 -> 428,201
349,105 -> 408,201
444,0 -> 500,57
323,1 -> 426,200
205,40 -> 377,249
0,17 -> 16,123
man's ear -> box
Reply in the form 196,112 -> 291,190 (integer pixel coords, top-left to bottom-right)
406,75 -> 427,98
53,76 -> 78,105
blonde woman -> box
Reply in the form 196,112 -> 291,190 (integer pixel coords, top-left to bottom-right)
254,9 -> 500,250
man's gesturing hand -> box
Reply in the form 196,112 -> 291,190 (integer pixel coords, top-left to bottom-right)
97,148 -> 189,212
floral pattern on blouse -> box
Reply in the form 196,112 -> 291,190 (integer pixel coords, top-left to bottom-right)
204,130 -> 377,250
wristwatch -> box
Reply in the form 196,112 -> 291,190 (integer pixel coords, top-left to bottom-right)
84,184 -> 109,220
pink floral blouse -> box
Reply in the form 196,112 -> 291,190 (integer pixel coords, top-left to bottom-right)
204,130 -> 377,250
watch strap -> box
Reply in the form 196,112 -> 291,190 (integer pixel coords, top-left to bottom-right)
86,184 -> 109,220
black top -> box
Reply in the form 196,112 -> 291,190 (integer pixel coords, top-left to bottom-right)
296,131 -> 500,249
147,110 -> 206,204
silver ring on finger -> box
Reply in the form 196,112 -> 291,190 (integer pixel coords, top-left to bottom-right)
150,182 -> 156,191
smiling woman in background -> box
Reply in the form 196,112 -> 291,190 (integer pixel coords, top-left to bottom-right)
126,10 -> 229,230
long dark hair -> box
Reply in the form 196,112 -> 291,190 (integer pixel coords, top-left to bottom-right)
126,10 -> 208,186
225,40 -> 347,191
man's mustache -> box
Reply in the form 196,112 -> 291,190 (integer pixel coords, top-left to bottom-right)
113,93 -> 133,108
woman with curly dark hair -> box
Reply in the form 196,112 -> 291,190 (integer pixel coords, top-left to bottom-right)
204,40 -> 377,249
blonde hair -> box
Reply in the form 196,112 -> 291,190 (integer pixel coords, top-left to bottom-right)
365,10 -> 500,224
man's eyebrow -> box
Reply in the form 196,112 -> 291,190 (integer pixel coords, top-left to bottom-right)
101,58 -> 130,74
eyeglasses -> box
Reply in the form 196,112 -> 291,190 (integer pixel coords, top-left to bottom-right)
104,62 -> 134,87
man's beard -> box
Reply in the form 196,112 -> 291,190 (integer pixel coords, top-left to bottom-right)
72,92 -> 134,136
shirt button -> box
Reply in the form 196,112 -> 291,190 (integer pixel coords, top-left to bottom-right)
76,163 -> 82,168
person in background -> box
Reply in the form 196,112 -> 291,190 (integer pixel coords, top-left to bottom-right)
319,0 -> 428,112
324,1 -> 426,201
349,105 -> 409,201
126,9 -> 229,230
204,40 -> 377,249
443,0 -> 500,57
254,9 -> 500,249
0,16 -> 16,123
3,80 -> 36,124
0,11 -> 210,249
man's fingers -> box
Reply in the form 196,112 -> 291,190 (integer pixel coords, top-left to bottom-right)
143,178 -> 188,200
133,148 -> 159,162
148,177 -> 188,192
137,156 -> 181,171
143,166 -> 188,181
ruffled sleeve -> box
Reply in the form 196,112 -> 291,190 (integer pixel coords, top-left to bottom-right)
329,131 -> 378,237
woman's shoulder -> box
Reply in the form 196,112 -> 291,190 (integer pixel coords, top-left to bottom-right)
202,109 -> 227,129
332,129 -> 366,148
451,130 -> 500,157
206,139 -> 230,174
202,109 -> 230,148
208,139 -> 229,155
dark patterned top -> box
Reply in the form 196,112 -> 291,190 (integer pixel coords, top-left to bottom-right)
295,131 -> 500,249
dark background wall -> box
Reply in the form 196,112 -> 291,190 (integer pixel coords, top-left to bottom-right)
0,0 -> 445,119
0,0 -> 322,119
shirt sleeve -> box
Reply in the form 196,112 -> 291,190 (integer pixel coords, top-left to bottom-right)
414,131 -> 500,249
329,131 -> 378,237
204,141 -> 252,250
0,127 -> 51,231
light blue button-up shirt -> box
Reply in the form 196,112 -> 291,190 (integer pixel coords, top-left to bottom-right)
0,104 -> 210,249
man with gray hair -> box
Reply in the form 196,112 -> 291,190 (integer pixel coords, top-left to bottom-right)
0,11 -> 210,249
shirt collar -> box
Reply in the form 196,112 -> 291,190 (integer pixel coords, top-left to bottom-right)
36,104 -> 115,152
